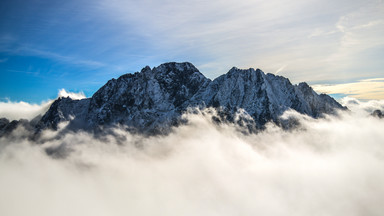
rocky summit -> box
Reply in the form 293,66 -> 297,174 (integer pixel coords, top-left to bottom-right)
1,62 -> 346,136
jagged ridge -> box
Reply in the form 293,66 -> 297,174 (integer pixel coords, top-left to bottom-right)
1,62 -> 346,136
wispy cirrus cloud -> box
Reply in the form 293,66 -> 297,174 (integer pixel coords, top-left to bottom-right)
1,43 -> 106,69
1,0 -> 383,101
0,32 -> 106,69
20,46 -> 105,68
96,0 -> 384,83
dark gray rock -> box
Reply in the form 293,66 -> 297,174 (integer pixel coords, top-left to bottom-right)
1,62 -> 347,137
0,118 -> 36,138
192,67 -> 345,129
35,97 -> 90,131
372,110 -> 384,118
82,62 -> 210,134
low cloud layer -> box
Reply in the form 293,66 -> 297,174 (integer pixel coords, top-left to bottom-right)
0,98 -> 384,216
0,89 -> 86,121
0,100 -> 52,121
313,78 -> 384,100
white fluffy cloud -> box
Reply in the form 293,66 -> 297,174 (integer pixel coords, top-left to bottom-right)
58,89 -> 86,100
0,98 -> 383,216
0,89 -> 86,121
0,100 -> 52,121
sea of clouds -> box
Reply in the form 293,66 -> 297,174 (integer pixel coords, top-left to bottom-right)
0,94 -> 384,216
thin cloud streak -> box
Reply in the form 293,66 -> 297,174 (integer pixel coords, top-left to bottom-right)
275,65 -> 287,75
18,46 -> 106,68
0,36 -> 106,69
313,78 -> 384,100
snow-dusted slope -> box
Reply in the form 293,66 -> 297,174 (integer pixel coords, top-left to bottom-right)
0,62 -> 346,136
83,62 -> 210,133
36,97 -> 90,131
192,67 -> 344,128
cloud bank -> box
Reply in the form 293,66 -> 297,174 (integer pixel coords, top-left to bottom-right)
0,89 -> 86,120
0,97 -> 384,216
0,100 -> 52,121
313,78 -> 384,100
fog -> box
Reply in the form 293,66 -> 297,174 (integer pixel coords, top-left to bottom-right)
0,98 -> 384,216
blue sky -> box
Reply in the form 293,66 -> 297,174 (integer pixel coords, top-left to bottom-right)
1,0 -> 384,102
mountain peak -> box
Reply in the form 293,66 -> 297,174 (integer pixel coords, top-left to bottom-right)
138,62 -> 202,80
155,62 -> 198,72
226,67 -> 264,77
140,65 -> 151,73
0,62 -> 347,136
298,82 -> 311,89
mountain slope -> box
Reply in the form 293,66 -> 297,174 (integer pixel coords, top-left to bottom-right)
1,62 -> 346,136
83,62 -> 210,133
192,67 -> 343,127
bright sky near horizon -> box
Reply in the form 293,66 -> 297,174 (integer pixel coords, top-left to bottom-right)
1,0 -> 384,102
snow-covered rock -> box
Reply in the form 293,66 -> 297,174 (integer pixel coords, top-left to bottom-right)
1,62 -> 346,136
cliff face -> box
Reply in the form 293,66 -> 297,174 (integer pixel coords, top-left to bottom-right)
1,62 -> 346,135
83,62 -> 210,133
191,67 -> 343,129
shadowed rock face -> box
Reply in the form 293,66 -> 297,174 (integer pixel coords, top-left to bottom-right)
82,62 -> 210,133
36,97 -> 91,131
1,62 -> 346,136
372,110 -> 384,118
